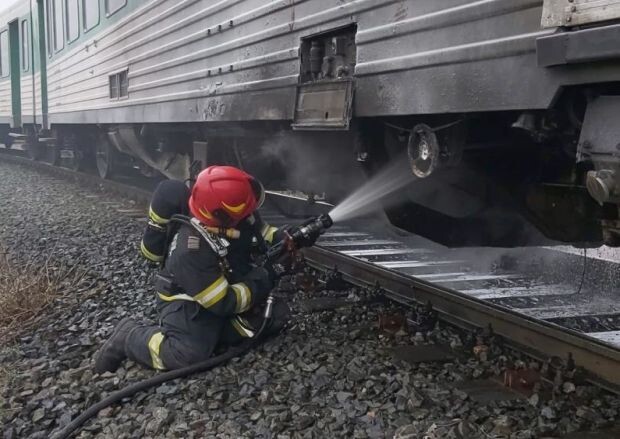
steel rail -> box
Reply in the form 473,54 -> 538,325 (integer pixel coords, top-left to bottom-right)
2,151 -> 619,393
303,246 -> 620,393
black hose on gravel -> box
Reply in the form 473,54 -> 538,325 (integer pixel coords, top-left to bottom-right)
53,316 -> 272,439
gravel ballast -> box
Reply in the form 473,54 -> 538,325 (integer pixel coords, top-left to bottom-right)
1,161 -> 619,439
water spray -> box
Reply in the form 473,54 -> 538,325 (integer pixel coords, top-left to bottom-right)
329,159 -> 416,223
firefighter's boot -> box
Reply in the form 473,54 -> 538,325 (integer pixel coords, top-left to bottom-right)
94,317 -> 137,374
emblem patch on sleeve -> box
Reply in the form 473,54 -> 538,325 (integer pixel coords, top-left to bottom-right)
187,235 -> 200,250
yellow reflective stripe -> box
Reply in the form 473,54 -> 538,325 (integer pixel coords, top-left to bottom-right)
231,317 -> 254,338
149,206 -> 169,225
156,276 -> 230,307
233,285 -> 242,313
148,332 -> 166,370
262,225 -> 278,243
141,241 -> 164,263
157,292 -> 195,302
194,276 -> 229,308
232,283 -> 251,313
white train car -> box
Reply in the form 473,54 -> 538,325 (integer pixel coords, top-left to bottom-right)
5,0 -> 620,247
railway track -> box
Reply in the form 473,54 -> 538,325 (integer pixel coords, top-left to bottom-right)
2,150 -> 619,394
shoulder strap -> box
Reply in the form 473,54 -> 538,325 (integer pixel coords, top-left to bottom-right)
160,217 -> 182,266
188,217 -> 229,258
167,214 -> 229,259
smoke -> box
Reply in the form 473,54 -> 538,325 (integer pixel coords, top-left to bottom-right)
257,132 -> 365,200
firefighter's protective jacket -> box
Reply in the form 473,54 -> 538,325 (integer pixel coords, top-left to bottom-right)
155,223 -> 272,315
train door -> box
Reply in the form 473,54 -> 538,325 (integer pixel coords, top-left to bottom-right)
37,0 -> 48,129
8,19 -> 21,128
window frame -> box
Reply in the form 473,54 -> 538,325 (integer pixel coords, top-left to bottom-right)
109,68 -> 129,100
52,0 -> 65,53
21,19 -> 29,72
105,0 -> 127,17
119,69 -> 128,98
0,30 -> 9,78
82,0 -> 100,33
109,73 -> 119,99
65,0 -> 80,44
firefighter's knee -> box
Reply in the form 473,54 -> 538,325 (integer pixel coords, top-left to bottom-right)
156,334 -> 215,370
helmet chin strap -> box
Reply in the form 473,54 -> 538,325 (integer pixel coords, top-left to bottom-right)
212,208 -> 234,228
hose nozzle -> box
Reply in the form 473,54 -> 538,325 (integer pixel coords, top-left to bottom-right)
290,214 -> 333,248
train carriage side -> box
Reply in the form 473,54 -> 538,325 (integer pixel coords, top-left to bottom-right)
32,0 -> 620,247
0,1 -> 46,150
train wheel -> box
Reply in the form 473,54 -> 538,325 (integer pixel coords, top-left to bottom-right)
67,148 -> 84,172
96,138 -> 115,179
60,145 -> 83,172
3,134 -> 13,149
61,133 -> 84,172
26,141 -> 45,161
407,124 -> 439,178
45,141 -> 60,166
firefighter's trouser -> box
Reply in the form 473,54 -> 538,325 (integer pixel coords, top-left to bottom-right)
125,299 -> 289,370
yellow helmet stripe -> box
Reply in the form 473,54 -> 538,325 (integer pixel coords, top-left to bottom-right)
221,201 -> 247,214
199,207 -> 213,219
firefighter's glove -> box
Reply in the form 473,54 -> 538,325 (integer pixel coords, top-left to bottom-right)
244,266 -> 275,303
264,259 -> 287,281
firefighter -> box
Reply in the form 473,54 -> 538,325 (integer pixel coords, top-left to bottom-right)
94,166 -> 286,373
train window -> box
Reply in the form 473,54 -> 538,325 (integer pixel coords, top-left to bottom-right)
53,0 -> 65,51
109,74 -> 119,99
65,0 -> 79,43
109,69 -> 129,99
82,0 -> 99,32
0,31 -> 8,77
105,0 -> 127,16
21,20 -> 29,72
119,70 -> 128,97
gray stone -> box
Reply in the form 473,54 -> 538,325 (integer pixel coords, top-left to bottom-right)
144,407 -> 172,435
541,406 -> 556,420
336,391 -> 354,403
31,408 -> 45,423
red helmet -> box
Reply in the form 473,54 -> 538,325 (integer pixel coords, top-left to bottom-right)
189,166 -> 261,227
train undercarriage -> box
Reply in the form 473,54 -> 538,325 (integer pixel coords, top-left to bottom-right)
5,81 -> 620,249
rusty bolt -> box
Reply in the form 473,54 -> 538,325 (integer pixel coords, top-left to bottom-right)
473,344 -> 488,361
378,312 -> 406,335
